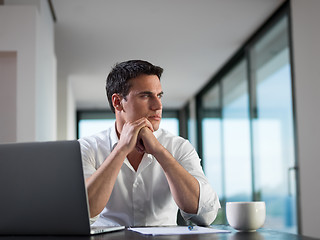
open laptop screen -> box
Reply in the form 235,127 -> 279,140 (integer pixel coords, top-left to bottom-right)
0,141 -> 91,235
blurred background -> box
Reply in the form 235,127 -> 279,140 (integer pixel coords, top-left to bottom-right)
1,0 -> 320,238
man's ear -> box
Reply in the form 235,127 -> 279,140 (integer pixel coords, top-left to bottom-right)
112,93 -> 123,112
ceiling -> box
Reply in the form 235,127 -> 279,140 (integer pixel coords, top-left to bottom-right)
52,0 -> 285,110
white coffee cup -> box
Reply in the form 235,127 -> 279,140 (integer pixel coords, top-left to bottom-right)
226,201 -> 266,232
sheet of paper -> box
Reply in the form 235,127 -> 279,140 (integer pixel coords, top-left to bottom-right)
128,226 -> 231,235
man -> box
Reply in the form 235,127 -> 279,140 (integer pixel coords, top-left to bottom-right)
79,60 -> 220,227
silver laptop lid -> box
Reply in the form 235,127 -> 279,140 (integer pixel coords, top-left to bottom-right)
0,140 -> 91,235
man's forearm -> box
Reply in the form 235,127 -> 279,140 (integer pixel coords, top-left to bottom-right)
138,127 -> 200,214
85,146 -> 128,217
154,147 -> 200,214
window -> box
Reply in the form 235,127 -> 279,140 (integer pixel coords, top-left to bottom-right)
201,83 -> 224,223
222,59 -> 252,203
197,5 -> 297,233
77,111 -> 115,138
250,15 -> 297,232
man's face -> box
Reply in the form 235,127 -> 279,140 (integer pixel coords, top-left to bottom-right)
120,74 -> 163,131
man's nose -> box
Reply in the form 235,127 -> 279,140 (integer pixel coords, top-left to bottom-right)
151,96 -> 162,110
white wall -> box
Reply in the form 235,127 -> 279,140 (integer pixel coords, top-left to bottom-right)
290,0 -> 320,238
0,5 -> 37,142
35,0 -> 57,141
67,78 -> 76,139
0,52 -> 17,142
57,76 -> 76,140
0,1 -> 57,142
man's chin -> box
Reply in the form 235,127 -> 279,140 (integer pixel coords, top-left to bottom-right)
152,123 -> 160,132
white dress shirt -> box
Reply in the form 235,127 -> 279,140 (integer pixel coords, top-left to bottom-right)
78,124 -> 220,227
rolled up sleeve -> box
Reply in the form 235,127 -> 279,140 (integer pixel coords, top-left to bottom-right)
174,139 -> 221,225
180,178 -> 221,225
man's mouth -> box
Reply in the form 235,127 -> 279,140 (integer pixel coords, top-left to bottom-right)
148,115 -> 162,121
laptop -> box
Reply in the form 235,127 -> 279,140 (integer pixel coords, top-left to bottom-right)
0,140 -> 125,235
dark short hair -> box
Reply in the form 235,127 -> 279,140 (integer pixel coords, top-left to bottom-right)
106,60 -> 163,113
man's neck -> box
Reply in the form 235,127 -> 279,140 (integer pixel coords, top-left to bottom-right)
127,150 -> 144,171
115,119 -> 123,139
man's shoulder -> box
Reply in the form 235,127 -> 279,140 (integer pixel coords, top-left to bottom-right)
156,129 -> 197,161
78,128 -> 112,147
156,128 -> 188,145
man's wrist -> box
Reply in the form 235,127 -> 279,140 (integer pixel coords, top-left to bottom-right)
113,142 -> 131,158
153,145 -> 170,162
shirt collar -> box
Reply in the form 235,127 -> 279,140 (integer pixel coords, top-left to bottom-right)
153,128 -> 162,138
110,121 -> 119,150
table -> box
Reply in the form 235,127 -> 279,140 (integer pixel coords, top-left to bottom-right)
0,225 -> 318,240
